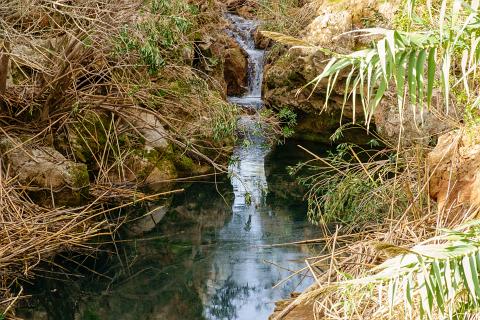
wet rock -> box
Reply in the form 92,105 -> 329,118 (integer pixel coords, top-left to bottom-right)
224,36 -> 248,96
195,31 -> 249,97
428,128 -> 480,214
0,137 -> 89,206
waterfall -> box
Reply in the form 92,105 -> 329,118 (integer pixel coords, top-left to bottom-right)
226,14 -> 265,109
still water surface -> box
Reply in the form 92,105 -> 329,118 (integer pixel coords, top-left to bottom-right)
17,13 -> 323,320
17,139 -> 322,320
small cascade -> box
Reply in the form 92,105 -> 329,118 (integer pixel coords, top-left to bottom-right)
225,13 -> 268,218
225,14 -> 265,108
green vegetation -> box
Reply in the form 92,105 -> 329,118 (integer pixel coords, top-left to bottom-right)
291,143 -> 404,226
262,0 -> 480,318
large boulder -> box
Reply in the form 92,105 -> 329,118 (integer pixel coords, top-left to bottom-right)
196,32 -> 248,97
126,108 -> 169,152
374,89 -> 452,146
428,128 -> 480,214
0,137 -> 89,206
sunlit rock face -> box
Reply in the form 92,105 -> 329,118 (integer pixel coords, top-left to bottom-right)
429,128 -> 480,215
0,137 -> 89,206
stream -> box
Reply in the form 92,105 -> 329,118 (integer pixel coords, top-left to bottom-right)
16,15 -> 323,320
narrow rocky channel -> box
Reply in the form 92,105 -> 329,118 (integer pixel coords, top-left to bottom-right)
16,14 -> 322,320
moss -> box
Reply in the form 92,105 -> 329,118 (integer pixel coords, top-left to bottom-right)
174,153 -> 195,172
69,163 -> 90,188
81,309 -> 101,320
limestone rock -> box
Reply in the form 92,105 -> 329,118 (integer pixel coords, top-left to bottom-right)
196,31 -> 248,97
428,128 -> 480,214
127,108 -> 169,152
263,0 -> 399,142
304,10 -> 353,51
108,153 -> 177,193
224,36 -> 248,96
374,89 -> 451,146
0,137 -> 89,206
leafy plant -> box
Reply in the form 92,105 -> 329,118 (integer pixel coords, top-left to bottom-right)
321,221 -> 480,319
265,0 -> 480,129
290,143 -> 404,226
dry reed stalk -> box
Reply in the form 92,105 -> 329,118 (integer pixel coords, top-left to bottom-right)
273,137 -> 472,319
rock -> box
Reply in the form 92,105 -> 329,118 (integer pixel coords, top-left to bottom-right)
303,10 -> 353,51
263,0 -> 398,143
264,48 -> 368,141
428,128 -> 480,213
374,89 -> 451,146
0,137 -> 89,206
127,108 -> 169,152
224,36 -> 248,96
225,0 -> 258,18
108,152 -> 177,193
195,31 -> 249,97
254,27 -> 271,49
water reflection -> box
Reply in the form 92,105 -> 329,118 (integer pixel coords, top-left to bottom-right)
17,138 -> 322,320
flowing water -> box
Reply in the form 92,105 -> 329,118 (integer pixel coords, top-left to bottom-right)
17,14 -> 323,320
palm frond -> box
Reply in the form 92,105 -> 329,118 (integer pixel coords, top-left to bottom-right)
320,223 -> 480,319
264,0 -> 480,129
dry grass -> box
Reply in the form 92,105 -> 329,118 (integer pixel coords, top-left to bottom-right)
0,0 -> 238,315
272,127 -> 479,319
255,0 -> 319,36
0,160 -> 110,315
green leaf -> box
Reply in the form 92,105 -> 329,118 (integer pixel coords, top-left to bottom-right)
432,260 -> 445,311
462,255 -> 477,303
378,39 -> 388,81
416,49 -> 427,106
427,47 -> 436,108
468,254 -> 480,299
408,50 -> 418,106
395,52 -> 408,107
373,77 -> 388,110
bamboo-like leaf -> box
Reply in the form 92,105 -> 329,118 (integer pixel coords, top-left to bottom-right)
439,0 -> 448,43
427,47 -> 436,108
407,50 -> 418,106
417,271 -> 433,319
462,255 -> 477,303
416,49 -> 427,106
468,254 -> 480,299
461,49 -> 470,96
432,260 -> 445,310
441,49 -> 451,113
378,39 -> 388,80
395,52 -> 408,107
